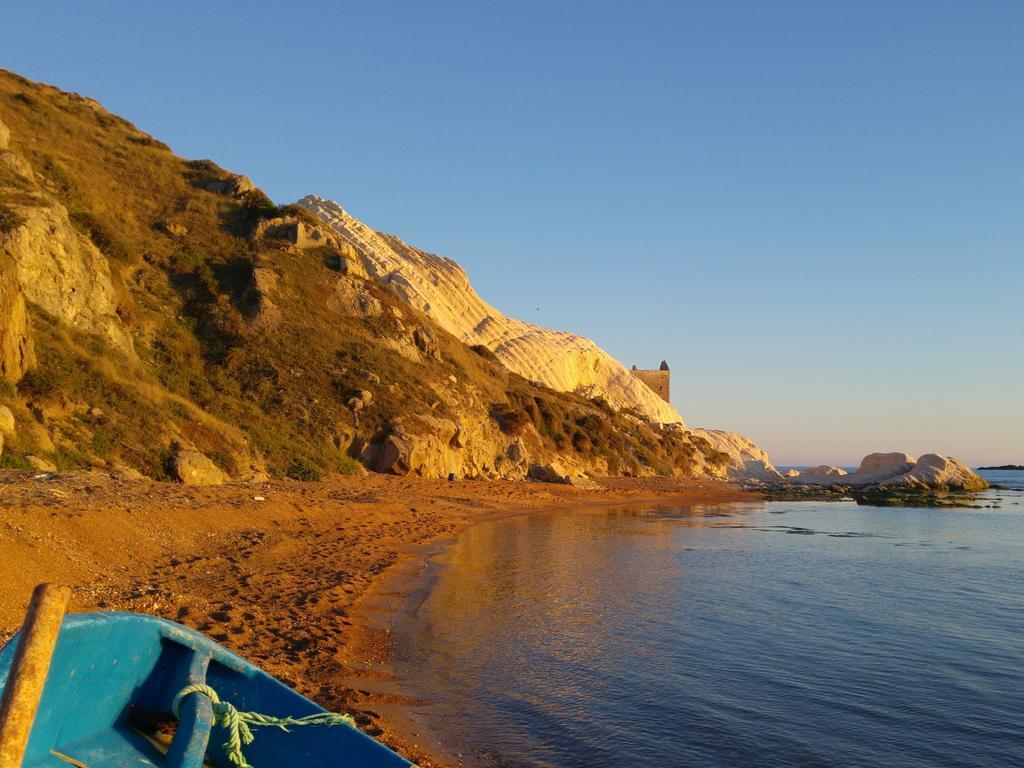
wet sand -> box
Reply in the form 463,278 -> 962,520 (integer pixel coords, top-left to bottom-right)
0,470 -> 756,766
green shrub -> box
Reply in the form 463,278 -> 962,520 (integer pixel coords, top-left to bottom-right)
491,404 -> 530,436
17,367 -> 62,398
0,452 -> 32,470
0,205 -> 26,234
52,448 -> 87,471
240,189 -> 277,221
69,210 -> 132,262
285,457 -> 322,482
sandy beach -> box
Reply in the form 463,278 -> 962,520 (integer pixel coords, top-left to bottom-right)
0,471 -> 755,766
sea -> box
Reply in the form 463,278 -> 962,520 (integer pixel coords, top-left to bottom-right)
391,470 -> 1024,767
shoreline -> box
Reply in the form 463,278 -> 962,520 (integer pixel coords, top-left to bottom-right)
0,470 -> 758,766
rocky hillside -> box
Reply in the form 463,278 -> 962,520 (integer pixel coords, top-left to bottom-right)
299,196 -> 683,424
0,68 -> 776,483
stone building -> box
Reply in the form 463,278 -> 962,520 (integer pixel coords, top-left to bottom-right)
630,361 -> 670,403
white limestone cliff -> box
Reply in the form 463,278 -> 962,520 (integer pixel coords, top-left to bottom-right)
299,196 -> 683,425
299,195 -> 787,481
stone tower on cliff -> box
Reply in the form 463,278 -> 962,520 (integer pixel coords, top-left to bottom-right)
630,361 -> 670,403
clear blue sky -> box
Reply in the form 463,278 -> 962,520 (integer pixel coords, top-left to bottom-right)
4,1 -> 1022,465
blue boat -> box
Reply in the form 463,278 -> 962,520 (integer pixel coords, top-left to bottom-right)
0,612 -> 412,767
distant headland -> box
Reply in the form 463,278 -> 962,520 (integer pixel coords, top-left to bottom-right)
978,464 -> 1024,471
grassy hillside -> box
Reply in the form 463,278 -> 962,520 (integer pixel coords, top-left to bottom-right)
0,68 -> 727,481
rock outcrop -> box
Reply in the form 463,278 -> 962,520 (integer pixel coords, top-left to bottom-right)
205,174 -> 255,196
1,199 -> 132,353
299,196 -> 684,425
0,254 -> 35,382
372,414 -> 530,480
689,428 -> 781,481
252,215 -> 338,250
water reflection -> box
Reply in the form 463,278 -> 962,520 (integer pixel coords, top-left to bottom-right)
394,498 -> 1024,768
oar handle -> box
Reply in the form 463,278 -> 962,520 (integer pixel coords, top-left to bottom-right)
0,584 -> 71,768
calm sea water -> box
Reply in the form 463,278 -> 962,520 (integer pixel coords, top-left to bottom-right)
393,472 -> 1024,767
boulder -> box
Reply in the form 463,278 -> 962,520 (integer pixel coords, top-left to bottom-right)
879,454 -> 988,492
790,465 -> 852,485
26,455 -> 57,472
0,405 -> 14,436
566,474 -> 598,489
801,465 -> 847,478
784,469 -> 802,477
173,446 -> 226,486
375,433 -> 414,475
528,462 -> 572,484
852,452 -> 916,482
786,452 -> 988,492
110,463 -> 146,481
412,327 -> 440,360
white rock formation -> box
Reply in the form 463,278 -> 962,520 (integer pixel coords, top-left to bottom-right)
879,454 -> 987,491
689,428 -> 781,481
791,452 -> 987,491
800,465 -> 848,478
299,196 -> 683,425
791,452 -> 913,486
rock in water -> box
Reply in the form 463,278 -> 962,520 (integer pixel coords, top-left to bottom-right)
790,452 -> 988,492
879,454 -> 988,491
853,452 -> 917,482
800,465 -> 848,478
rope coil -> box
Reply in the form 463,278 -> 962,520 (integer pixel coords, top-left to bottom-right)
172,683 -> 355,768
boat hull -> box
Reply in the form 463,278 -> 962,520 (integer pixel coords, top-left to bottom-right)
0,612 -> 411,767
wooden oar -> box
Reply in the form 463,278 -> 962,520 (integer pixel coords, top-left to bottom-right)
0,584 -> 71,768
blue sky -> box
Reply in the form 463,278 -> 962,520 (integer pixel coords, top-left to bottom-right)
4,1 -> 1022,465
